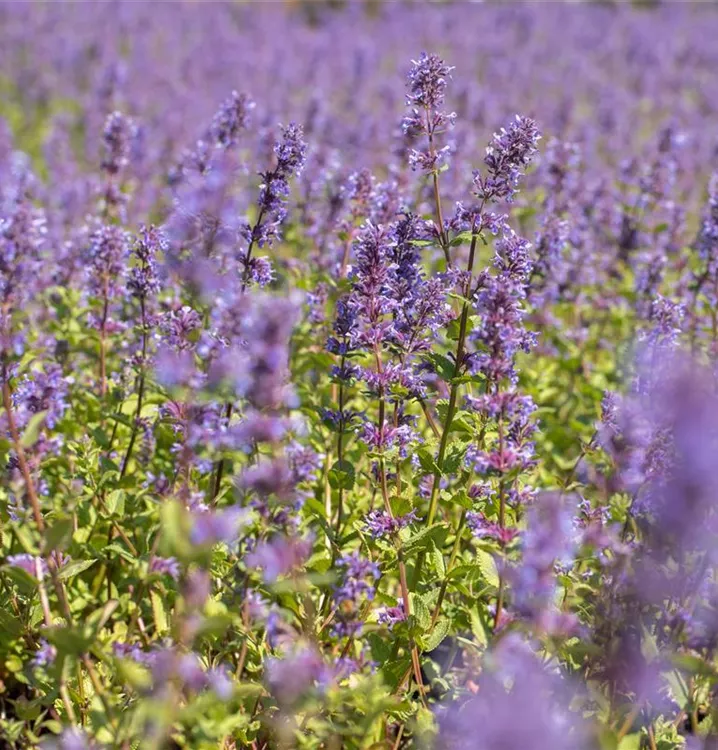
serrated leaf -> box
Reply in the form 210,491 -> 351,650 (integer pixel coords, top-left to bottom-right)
442,443 -> 467,474
403,524 -> 449,557
57,559 -> 97,580
425,353 -> 455,382
430,542 -> 445,578
390,494 -> 413,518
328,460 -> 355,491
411,593 -> 431,631
416,447 -> 441,476
448,490 -> 473,510
475,549 -> 499,587
422,617 -> 450,652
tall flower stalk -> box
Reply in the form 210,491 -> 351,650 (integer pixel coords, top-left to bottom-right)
415,115 -> 540,597
403,53 -> 456,266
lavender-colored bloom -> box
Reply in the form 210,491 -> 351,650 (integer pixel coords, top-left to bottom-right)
405,52 -> 453,111
159,306 -> 202,351
85,224 -> 131,300
7,554 -> 47,579
348,221 -> 398,346
240,122 -> 307,267
437,635 -> 591,750
127,225 -> 164,302
246,535 -> 312,583
113,642 -> 149,664
468,227 -> 536,385
326,296 -> 360,361
466,512 -> 519,547
209,91 -> 254,149
32,639 -> 57,667
206,293 -> 299,411
402,53 -> 456,175
505,492 -> 579,633
265,646 -> 330,706
100,111 -> 136,219
101,111 -> 136,178
378,606 -> 406,626
177,652 -> 209,691
12,364 -> 70,431
286,441 -> 322,484
0,154 -> 46,361
238,458 -> 296,502
474,115 -> 541,203
43,728 -> 92,750
363,509 -> 419,539
207,665 -> 233,700
189,506 -> 248,546
332,552 -> 381,637
149,556 -> 181,580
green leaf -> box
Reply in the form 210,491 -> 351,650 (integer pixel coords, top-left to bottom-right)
617,734 -> 641,750
15,525 -> 40,555
416,447 -> 441,476
442,443 -> 467,474
328,460 -> 355,491
115,657 -> 151,690
475,549 -> 500,587
0,609 -> 23,637
43,626 -> 92,656
3,565 -> 40,590
390,494 -> 413,518
470,606 -> 488,646
104,490 -> 126,516
85,600 -> 119,639
411,593 -> 431,631
403,524 -> 449,557
422,617 -> 450,652
150,590 -> 169,635
367,632 -> 393,664
57,559 -> 97,580
425,353 -> 455,382
44,517 -> 74,553
20,411 -> 47,448
160,500 -> 192,560
5,655 -> 24,673
671,653 -> 718,679
105,543 -> 136,564
429,542 -> 445,578
448,490 -> 473,510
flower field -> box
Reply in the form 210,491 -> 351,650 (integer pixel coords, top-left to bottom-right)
3,2 -> 718,748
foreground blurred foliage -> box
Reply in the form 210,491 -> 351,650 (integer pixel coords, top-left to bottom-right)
3,2 -> 718,749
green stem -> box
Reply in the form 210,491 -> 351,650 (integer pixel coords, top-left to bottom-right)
413,227 -> 480,588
